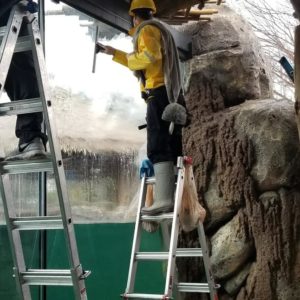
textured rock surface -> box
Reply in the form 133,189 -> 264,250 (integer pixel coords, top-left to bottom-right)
204,170 -> 237,230
178,6 -> 300,300
224,263 -> 252,295
181,6 -> 272,106
234,100 -> 300,191
210,211 -> 254,279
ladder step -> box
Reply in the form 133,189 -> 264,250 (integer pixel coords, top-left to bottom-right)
21,269 -> 73,286
141,212 -> 174,222
0,158 -> 53,174
145,177 -> 155,184
12,216 -> 63,230
0,98 -> 43,116
0,32 -> 32,53
176,248 -> 203,257
135,248 -> 203,260
121,293 -> 172,299
135,252 -> 168,261
176,282 -> 210,293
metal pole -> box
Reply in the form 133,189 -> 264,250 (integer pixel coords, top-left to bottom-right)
295,25 -> 300,140
38,172 -> 47,300
92,24 -> 99,73
39,0 -> 45,53
38,2 -> 47,300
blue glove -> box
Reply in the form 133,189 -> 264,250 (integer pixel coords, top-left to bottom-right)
26,0 -> 39,13
139,159 -> 154,179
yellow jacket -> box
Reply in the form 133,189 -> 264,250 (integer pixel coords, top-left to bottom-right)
113,24 -> 165,91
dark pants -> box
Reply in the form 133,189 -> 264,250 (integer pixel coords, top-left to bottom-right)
146,86 -> 182,164
1,9 -> 46,146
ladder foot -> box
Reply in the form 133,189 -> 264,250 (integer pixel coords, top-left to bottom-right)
79,270 -> 91,280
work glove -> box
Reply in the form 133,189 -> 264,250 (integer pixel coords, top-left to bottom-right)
139,159 -> 154,179
21,0 -> 38,13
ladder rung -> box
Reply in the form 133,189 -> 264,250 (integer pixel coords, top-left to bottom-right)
21,269 -> 73,286
135,252 -> 168,260
0,34 -> 32,52
12,216 -> 63,230
176,248 -> 203,257
0,158 -> 53,174
145,177 -> 155,184
0,98 -> 43,116
141,212 -> 174,222
177,283 -> 210,293
121,293 -> 172,299
135,248 -> 203,260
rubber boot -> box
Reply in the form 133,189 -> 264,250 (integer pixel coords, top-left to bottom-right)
142,161 -> 175,215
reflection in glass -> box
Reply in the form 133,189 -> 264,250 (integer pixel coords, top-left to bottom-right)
45,2 -> 146,223
0,2 -> 147,224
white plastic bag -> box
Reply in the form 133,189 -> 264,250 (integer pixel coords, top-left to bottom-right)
179,164 -> 206,232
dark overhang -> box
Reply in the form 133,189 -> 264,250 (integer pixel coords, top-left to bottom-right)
61,0 -> 132,33
57,0 -> 192,60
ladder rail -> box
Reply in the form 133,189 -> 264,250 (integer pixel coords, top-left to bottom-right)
27,18 -> 87,299
161,223 -> 184,300
125,175 -> 147,293
0,9 -> 32,298
28,13 -> 78,263
0,175 -> 32,298
198,223 -> 219,300
0,5 -> 21,97
164,163 -> 185,297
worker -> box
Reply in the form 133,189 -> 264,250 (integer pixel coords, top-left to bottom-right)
0,0 -> 47,160
99,0 -> 186,215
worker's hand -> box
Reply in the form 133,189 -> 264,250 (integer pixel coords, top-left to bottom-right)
96,43 -> 116,56
103,45 -> 116,55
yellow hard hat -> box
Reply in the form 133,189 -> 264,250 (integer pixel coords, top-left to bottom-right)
129,0 -> 157,16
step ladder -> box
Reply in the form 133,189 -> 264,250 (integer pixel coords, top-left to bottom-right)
122,157 -> 219,300
0,3 -> 90,299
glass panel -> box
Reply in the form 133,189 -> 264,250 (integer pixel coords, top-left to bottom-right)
45,2 -> 146,223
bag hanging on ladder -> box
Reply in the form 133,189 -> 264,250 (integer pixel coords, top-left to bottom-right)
180,159 -> 206,232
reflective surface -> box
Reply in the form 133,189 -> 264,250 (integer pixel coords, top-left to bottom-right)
0,1 -> 147,224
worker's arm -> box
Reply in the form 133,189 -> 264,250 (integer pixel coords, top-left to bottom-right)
98,44 -> 129,68
127,25 -> 162,71
113,49 -> 129,67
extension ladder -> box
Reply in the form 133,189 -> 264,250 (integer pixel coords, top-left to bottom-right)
122,156 -> 219,300
0,3 -> 89,299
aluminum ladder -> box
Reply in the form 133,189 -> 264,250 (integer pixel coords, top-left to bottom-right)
122,156 -> 219,300
0,3 -> 90,299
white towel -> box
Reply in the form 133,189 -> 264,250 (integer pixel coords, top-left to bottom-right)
132,19 -> 183,104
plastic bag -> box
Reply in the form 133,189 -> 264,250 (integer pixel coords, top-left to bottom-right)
179,164 -> 206,232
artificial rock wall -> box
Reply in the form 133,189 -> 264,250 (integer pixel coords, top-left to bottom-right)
178,7 -> 300,300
